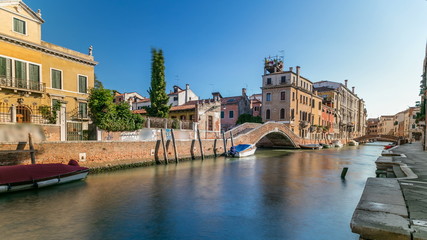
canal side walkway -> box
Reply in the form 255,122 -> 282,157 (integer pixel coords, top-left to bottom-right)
351,142 -> 427,240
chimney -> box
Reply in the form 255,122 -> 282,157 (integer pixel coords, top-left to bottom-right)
186,84 -> 190,90
352,87 -> 355,93
185,84 -> 189,103
289,67 -> 293,72
344,79 -> 348,88
242,88 -> 247,96
296,66 -> 300,86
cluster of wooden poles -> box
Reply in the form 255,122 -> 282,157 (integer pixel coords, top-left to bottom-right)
158,129 -> 235,165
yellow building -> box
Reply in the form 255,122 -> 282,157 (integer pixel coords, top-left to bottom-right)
0,0 -> 97,127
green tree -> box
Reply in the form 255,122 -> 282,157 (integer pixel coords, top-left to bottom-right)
236,113 -> 263,125
144,48 -> 171,118
94,74 -> 104,89
88,87 -> 145,131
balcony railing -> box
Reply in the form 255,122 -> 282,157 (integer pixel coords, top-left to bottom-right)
0,77 -> 45,93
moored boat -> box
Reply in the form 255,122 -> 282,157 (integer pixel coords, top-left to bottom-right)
299,144 -> 323,150
348,140 -> 359,146
331,140 -> 343,148
321,143 -> 331,149
0,160 -> 89,193
228,144 -> 257,157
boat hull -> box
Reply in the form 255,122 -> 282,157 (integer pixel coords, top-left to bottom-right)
235,147 -> 257,157
300,144 -> 323,150
0,170 -> 89,194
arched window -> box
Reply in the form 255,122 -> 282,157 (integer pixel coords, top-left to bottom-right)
266,109 -> 271,120
280,108 -> 285,119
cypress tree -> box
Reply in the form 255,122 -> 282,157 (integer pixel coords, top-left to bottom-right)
144,48 -> 171,118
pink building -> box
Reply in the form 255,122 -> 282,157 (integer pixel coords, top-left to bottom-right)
212,88 -> 251,131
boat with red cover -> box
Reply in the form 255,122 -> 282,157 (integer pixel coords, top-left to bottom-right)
0,160 -> 89,193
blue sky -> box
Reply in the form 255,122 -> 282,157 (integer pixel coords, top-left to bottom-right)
27,0 -> 427,118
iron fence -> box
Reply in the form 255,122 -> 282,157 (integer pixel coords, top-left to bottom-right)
0,77 -> 45,92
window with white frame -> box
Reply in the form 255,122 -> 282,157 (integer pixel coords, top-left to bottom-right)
79,102 -> 88,118
78,75 -> 87,93
51,69 -> 62,89
13,18 -> 26,34
266,93 -> 271,101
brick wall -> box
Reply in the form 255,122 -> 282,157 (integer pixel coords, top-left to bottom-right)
0,138 -> 234,169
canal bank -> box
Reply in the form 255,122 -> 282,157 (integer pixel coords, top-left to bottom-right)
351,142 -> 427,240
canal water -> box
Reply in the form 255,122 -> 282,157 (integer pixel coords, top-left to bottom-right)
0,143 -> 386,240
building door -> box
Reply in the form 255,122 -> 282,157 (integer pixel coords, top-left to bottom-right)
16,105 -> 31,123
67,122 -> 83,141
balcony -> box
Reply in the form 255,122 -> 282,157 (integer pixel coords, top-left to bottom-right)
0,77 -> 45,94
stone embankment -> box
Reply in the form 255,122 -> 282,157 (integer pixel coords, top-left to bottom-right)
351,142 -> 427,240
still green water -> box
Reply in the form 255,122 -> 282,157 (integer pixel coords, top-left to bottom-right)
0,143 -> 385,240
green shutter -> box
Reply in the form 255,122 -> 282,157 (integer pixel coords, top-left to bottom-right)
79,102 -> 87,118
13,18 -> 27,34
0,57 -> 5,77
79,76 -> 87,93
29,64 -> 40,90
52,69 -> 61,89
13,18 -> 26,34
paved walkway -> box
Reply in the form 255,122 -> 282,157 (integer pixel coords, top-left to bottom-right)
393,142 -> 427,239
351,142 -> 427,240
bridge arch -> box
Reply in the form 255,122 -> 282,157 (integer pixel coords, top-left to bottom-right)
255,129 -> 299,148
230,122 -> 302,148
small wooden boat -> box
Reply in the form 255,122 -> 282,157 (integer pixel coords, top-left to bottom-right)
348,140 -> 359,146
228,144 -> 257,157
0,160 -> 89,193
321,143 -> 331,149
331,140 -> 343,148
299,144 -> 323,150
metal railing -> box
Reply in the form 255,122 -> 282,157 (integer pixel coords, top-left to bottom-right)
0,77 -> 45,92
0,104 -> 56,124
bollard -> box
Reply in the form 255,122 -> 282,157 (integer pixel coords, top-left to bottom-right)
341,167 -> 349,179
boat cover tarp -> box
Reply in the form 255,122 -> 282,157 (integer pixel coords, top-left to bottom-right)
0,164 -> 88,185
235,144 -> 251,152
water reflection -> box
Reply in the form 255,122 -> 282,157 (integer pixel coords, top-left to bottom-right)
0,143 -> 387,240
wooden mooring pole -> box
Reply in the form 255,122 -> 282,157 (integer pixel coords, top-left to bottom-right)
160,129 -> 168,164
230,132 -> 235,147
28,133 -> 36,164
197,129 -> 205,160
222,131 -> 227,156
213,138 -> 217,157
341,167 -> 349,179
171,129 -> 179,163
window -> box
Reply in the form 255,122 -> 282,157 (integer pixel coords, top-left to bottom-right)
221,111 -> 224,119
266,93 -> 271,101
0,57 -> 12,78
78,75 -> 87,93
208,116 -> 213,131
266,78 -> 272,85
280,108 -> 285,119
281,92 -> 286,101
229,111 -> 234,119
79,102 -> 88,118
281,76 -> 286,84
51,69 -> 62,89
173,96 -> 178,101
189,115 -> 193,121
180,115 -> 186,120
266,109 -> 271,120
291,109 -> 294,120
312,99 -> 315,108
15,60 -> 26,88
13,18 -> 26,34
29,64 -> 40,90
292,92 -> 295,101
318,102 -> 321,110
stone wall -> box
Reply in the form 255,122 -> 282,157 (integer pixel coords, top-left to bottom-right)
0,138 -> 233,168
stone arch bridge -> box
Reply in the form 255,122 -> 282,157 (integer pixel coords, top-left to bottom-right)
225,122 -> 311,148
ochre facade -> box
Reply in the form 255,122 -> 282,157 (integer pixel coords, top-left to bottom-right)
0,1 -> 97,122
